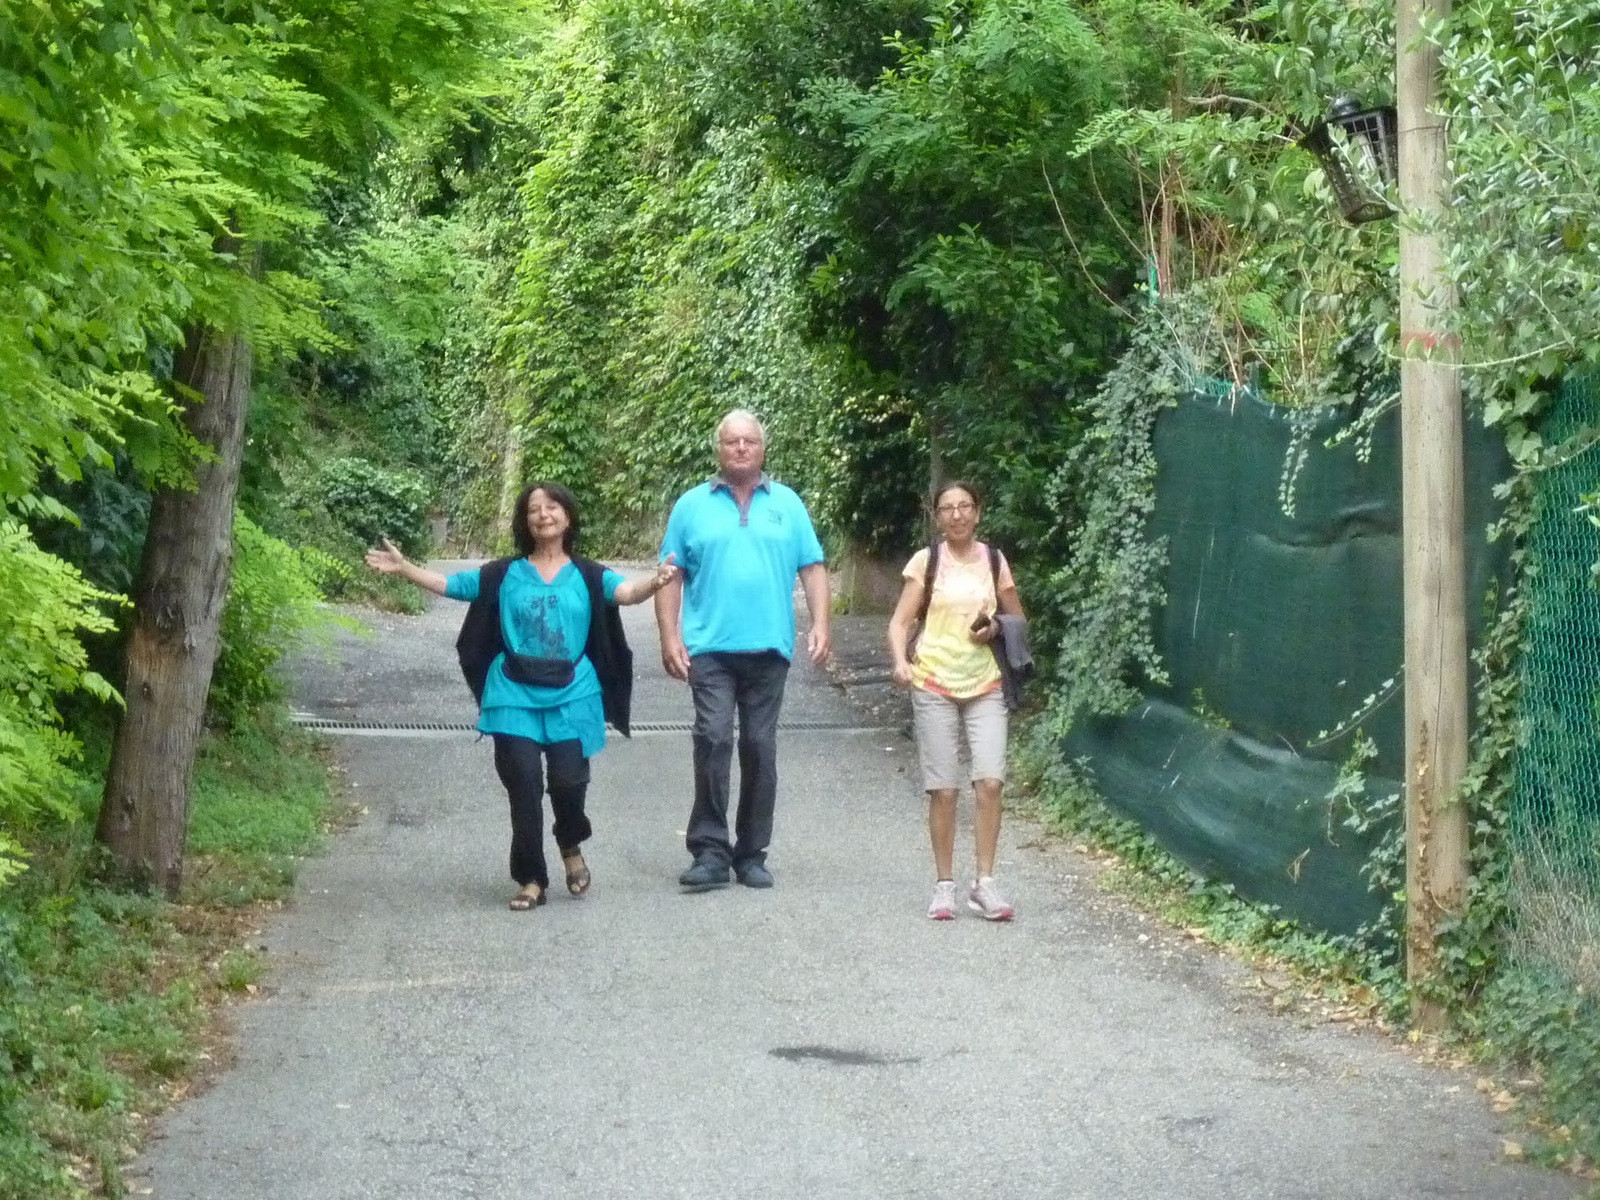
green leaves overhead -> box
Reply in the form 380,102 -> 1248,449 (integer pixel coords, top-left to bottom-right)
1443,0 -> 1600,416
0,0 -> 510,504
0,0 -> 509,877
472,0 -> 1161,563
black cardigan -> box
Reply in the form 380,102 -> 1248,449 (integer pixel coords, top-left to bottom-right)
454,556 -> 634,738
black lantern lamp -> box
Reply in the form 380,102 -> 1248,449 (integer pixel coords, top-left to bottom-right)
1299,96 -> 1398,224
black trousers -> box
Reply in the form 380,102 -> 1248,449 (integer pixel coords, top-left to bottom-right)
491,735 -> 592,889
686,651 -> 790,867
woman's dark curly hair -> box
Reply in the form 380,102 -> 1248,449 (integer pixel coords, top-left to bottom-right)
511,481 -> 581,556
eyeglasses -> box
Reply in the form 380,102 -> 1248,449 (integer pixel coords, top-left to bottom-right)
936,502 -> 977,516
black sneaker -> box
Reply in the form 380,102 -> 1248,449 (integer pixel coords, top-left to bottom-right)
679,856 -> 731,892
734,860 -> 774,889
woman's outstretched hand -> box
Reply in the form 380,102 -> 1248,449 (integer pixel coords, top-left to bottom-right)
364,539 -> 448,596
365,537 -> 407,575
651,553 -> 679,593
615,554 -> 680,607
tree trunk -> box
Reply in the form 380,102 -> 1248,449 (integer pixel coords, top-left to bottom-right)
96,315 -> 254,895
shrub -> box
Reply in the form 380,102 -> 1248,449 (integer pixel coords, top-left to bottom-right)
313,457 -> 431,557
295,544 -> 358,597
209,517 -> 326,729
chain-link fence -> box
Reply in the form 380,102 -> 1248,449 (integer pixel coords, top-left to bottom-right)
1511,371 -> 1600,992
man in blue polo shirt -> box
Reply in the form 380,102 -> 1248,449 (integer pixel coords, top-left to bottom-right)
654,409 -> 831,890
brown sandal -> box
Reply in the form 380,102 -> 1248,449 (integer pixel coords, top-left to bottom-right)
562,852 -> 591,897
508,884 -> 546,911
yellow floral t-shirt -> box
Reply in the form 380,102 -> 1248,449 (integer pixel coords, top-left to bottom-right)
903,541 -> 1015,699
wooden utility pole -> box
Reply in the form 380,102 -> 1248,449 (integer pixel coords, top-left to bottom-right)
1396,0 -> 1470,1024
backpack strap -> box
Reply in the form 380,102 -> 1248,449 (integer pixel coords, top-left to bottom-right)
915,540 -> 940,626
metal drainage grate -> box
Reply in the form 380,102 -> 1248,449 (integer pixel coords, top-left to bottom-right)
293,717 -> 478,732
290,715 -> 889,735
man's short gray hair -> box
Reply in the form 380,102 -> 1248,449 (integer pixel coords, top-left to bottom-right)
713,409 -> 767,450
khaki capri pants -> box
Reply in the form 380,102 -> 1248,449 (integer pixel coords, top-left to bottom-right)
910,687 -> 1009,792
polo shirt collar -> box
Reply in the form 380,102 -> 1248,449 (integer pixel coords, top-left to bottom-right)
710,473 -> 771,493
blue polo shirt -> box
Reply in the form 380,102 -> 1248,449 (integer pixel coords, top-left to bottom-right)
660,477 -> 826,660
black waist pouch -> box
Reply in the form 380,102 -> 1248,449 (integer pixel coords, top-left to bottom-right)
502,653 -> 576,689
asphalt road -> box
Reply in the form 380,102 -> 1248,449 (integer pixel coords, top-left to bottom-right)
133,564 -> 1577,1200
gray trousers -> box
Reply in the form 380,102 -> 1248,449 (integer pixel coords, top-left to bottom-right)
686,651 -> 790,866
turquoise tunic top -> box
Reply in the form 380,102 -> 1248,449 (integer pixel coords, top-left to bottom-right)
445,559 -> 624,757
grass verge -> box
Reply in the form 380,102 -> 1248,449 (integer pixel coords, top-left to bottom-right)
0,716 -> 335,1200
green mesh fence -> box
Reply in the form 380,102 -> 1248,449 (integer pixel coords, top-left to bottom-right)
1511,371 -> 1600,992
1064,387 -> 1510,935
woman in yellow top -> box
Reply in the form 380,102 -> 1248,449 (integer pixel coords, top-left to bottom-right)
887,481 -> 1025,921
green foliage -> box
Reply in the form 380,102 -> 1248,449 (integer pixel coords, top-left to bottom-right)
310,456 -> 431,557
413,0 -> 1156,560
0,885 -> 202,1200
1,0 -> 513,887
28,461 -> 151,598
1443,0 -> 1600,426
216,947 -> 266,993
482,16 -> 857,552
1318,732 -> 1407,999
1030,304 -> 1203,733
0,519 -> 121,886
1470,965 -> 1600,1164
799,0 -> 1140,551
0,717 -> 331,1199
0,0 -> 192,506
210,515 -> 328,730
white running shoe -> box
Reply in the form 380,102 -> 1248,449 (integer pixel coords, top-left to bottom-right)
927,879 -> 958,921
967,877 -> 1015,921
